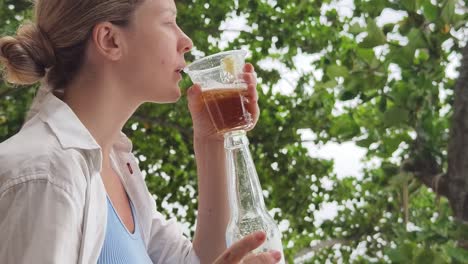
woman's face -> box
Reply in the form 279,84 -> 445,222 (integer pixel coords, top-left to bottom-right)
121,0 -> 193,103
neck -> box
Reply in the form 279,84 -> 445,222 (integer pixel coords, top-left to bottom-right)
62,70 -> 140,159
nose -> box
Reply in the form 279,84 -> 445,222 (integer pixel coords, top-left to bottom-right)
179,30 -> 193,54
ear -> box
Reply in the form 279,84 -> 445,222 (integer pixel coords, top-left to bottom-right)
91,22 -> 125,61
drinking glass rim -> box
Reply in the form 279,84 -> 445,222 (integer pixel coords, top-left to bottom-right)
184,49 -> 248,73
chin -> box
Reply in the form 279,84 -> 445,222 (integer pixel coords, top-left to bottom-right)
150,89 -> 181,104
168,88 -> 182,102
166,93 -> 182,103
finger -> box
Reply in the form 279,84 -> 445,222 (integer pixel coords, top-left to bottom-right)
187,84 -> 204,113
245,103 -> 260,131
244,83 -> 259,127
240,73 -> 257,87
187,83 -> 202,98
246,83 -> 258,102
216,231 -> 266,264
243,63 -> 255,73
243,250 -> 282,264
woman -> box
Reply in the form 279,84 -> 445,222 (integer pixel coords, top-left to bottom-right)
0,0 -> 282,263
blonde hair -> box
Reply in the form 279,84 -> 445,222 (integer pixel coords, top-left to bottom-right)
0,0 -> 142,89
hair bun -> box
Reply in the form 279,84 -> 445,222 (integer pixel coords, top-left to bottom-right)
0,22 -> 56,85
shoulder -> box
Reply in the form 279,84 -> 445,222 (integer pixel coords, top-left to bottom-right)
0,117 -> 89,198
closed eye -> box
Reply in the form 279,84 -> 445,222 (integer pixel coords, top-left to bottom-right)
164,21 -> 177,26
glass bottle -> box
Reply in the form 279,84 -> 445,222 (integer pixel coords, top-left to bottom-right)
224,130 -> 285,263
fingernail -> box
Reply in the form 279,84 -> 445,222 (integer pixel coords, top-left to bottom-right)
270,250 -> 281,261
255,231 -> 265,241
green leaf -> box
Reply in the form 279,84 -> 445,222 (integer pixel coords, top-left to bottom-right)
356,137 -> 375,148
379,97 -> 387,112
326,65 -> 349,78
389,172 -> 413,187
415,249 -> 436,264
356,48 -> 376,64
387,242 -> 416,263
401,0 -> 418,12
441,0 -> 455,24
407,28 -> 427,50
433,253 -> 451,264
388,45 -> 415,67
415,48 -> 430,63
359,18 -> 387,48
343,77 -> 362,97
387,248 -> 406,263
422,1 -> 439,21
349,23 -> 366,34
381,162 -> 399,176
382,136 -> 403,155
329,114 -> 360,139
322,79 -> 338,89
446,246 -> 468,262
339,89 -> 358,101
383,107 -> 409,126
449,222 -> 468,241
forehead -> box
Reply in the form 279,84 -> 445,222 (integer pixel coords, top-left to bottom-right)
141,0 -> 176,15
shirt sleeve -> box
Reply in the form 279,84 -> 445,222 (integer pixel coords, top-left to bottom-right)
0,178 -> 82,263
146,203 -> 200,264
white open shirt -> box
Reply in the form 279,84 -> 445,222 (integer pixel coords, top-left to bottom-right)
0,92 -> 200,264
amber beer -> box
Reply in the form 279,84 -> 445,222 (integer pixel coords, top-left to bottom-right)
202,86 -> 253,134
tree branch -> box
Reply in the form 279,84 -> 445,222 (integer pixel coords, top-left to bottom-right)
447,43 -> 468,222
293,237 -> 357,262
401,136 -> 449,199
294,239 -> 347,260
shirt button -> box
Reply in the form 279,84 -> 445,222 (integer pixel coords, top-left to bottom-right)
126,162 -> 133,174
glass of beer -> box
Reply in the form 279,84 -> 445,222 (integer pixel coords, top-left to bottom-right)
184,50 -> 254,134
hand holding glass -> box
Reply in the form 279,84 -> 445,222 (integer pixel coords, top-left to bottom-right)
185,50 -> 285,264
185,50 -> 254,134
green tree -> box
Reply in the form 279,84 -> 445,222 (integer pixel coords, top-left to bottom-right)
1,0 -> 467,263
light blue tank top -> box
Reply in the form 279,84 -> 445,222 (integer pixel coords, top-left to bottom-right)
97,196 -> 153,264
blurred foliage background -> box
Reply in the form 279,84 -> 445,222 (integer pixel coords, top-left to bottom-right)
1,0 -> 468,263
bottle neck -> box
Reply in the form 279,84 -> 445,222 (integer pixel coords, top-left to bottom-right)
224,130 -> 267,217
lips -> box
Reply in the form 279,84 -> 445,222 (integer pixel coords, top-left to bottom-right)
175,64 -> 186,73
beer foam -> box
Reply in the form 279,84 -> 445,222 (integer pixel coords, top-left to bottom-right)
203,80 -> 247,91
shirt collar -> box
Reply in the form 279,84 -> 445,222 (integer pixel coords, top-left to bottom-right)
114,131 -> 133,153
38,92 -> 102,151
38,92 -> 133,174
36,92 -> 134,157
